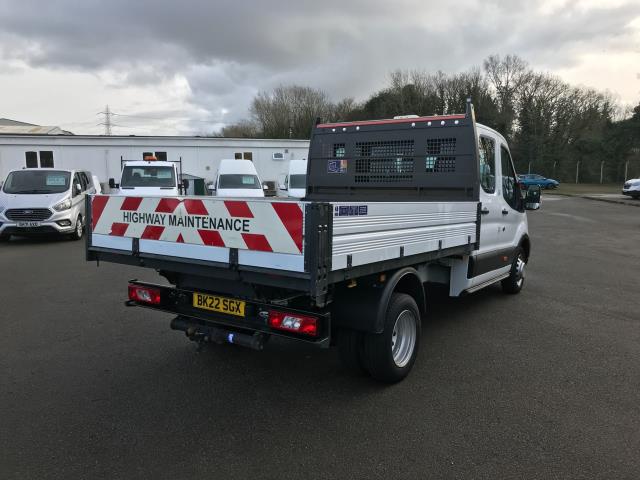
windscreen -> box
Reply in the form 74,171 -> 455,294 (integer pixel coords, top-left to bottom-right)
289,174 -> 306,189
121,166 -> 176,187
2,170 -> 71,194
218,174 -> 261,189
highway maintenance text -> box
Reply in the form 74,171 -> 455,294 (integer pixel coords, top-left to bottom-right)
122,211 -> 250,232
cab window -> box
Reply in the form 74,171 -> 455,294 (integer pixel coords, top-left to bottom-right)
500,145 -> 519,210
72,173 -> 83,196
121,166 -> 176,187
218,174 -> 261,189
78,172 -> 87,192
80,172 -> 90,191
479,136 -> 496,194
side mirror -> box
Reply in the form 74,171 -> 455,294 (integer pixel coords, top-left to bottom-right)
518,182 -> 528,200
108,178 -> 116,189
74,183 -> 82,196
263,184 -> 269,191
182,178 -> 189,190
525,185 -> 541,210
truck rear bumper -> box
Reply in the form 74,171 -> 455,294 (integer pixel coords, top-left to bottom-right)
127,281 -> 331,348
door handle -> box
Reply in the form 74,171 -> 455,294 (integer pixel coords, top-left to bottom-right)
481,207 -> 490,215
502,208 -> 509,215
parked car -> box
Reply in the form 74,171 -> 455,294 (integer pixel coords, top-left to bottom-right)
212,159 -> 266,198
280,159 -> 308,198
518,174 -> 559,189
0,168 -> 96,241
622,178 -> 640,199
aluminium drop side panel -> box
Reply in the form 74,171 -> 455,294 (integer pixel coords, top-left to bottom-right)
331,201 -> 478,270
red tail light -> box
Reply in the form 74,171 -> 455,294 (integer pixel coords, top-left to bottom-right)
268,310 -> 318,336
128,284 -> 162,305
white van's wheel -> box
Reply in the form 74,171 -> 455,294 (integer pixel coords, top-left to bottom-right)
362,293 -> 421,383
70,215 -> 84,241
502,247 -> 526,294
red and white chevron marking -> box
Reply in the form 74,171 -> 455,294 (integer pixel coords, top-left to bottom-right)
91,195 -> 304,255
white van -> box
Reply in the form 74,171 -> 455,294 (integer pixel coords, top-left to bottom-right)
109,159 -> 182,196
0,168 -> 96,241
281,160 -> 307,198
213,159 -> 265,198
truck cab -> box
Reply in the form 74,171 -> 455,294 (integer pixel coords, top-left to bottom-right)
109,157 -> 181,196
465,123 -> 529,293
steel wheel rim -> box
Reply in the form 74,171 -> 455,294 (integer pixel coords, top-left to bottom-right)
515,254 -> 526,287
391,310 -> 417,368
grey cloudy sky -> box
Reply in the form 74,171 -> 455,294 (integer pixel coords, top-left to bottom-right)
1,0 -> 639,135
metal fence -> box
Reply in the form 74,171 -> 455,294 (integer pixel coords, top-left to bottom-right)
515,158 -> 640,184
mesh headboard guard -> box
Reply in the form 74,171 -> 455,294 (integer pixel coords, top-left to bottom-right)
306,114 -> 479,202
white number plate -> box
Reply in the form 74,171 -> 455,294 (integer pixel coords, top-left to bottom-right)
17,221 -> 41,227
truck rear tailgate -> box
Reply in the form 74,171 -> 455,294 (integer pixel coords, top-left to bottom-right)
89,195 -> 308,272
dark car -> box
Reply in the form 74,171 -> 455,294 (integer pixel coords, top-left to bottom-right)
518,174 -> 559,189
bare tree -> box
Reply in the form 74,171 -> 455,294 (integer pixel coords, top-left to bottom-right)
218,120 -> 261,138
251,85 -> 336,139
483,54 -> 529,136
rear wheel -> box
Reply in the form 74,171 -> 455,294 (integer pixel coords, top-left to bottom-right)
502,247 -> 526,294
70,215 -> 83,240
362,293 -> 421,383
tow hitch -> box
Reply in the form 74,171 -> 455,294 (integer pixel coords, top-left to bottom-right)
170,316 -> 268,351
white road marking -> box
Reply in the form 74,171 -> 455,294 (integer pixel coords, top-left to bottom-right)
547,212 -> 596,223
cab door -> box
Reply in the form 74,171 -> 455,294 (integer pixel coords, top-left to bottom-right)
477,131 -> 501,254
498,143 -> 525,249
468,127 -> 517,283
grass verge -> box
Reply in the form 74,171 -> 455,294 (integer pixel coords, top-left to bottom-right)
545,183 -> 622,195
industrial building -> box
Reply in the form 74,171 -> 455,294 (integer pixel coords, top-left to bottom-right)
0,133 -> 310,188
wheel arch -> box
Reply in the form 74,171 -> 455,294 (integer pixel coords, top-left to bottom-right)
330,267 -> 426,335
384,268 -> 426,312
519,234 -> 531,261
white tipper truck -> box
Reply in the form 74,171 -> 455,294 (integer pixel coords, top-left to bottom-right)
86,102 -> 535,383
